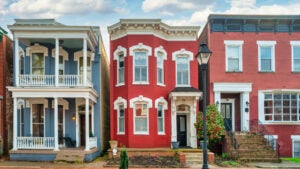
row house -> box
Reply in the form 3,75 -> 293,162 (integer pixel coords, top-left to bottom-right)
108,19 -> 201,148
0,27 -> 13,156
199,14 -> 300,157
7,19 -> 109,161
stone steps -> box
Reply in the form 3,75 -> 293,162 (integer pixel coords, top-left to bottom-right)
54,150 -> 85,163
184,152 -> 203,166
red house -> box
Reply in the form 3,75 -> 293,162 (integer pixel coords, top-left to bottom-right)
0,27 -> 13,156
199,14 -> 300,157
108,19 -> 201,148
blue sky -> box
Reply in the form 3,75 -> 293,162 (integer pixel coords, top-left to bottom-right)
1,0 -> 299,55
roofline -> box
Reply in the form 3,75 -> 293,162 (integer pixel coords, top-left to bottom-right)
208,14 -> 300,20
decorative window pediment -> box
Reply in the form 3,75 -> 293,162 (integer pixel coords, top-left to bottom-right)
113,46 -> 127,60
155,97 -> 168,110
74,50 -> 94,61
172,48 -> 193,61
26,43 -> 48,57
51,98 -> 69,110
114,97 -> 127,110
130,95 -> 152,108
51,47 -> 69,60
129,43 -> 152,56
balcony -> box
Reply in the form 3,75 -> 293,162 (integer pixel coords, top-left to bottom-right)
19,75 -> 92,87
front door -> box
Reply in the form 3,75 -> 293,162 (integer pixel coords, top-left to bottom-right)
221,103 -> 233,131
80,114 -> 86,146
177,115 -> 187,146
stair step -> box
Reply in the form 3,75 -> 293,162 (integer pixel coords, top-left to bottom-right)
55,152 -> 85,163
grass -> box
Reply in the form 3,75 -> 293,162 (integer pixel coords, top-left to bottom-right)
282,158 -> 300,163
220,160 -> 239,167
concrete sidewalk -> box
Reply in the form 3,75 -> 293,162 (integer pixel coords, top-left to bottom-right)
248,161 -> 300,168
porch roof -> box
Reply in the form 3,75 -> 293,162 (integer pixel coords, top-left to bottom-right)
169,87 -> 202,99
7,87 -> 98,103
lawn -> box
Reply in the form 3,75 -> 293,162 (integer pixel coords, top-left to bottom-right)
282,158 -> 300,163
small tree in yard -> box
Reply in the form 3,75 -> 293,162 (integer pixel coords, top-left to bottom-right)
195,104 -> 225,154
119,149 -> 129,169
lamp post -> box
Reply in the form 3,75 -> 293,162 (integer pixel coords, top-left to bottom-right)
196,42 -> 212,169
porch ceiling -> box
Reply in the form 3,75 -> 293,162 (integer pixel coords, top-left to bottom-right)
7,87 -> 98,103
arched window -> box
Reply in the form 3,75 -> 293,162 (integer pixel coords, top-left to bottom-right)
155,97 -> 168,134
114,97 -> 127,134
155,46 -> 167,86
114,46 -> 127,86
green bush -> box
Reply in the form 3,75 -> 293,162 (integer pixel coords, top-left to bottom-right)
119,149 -> 129,169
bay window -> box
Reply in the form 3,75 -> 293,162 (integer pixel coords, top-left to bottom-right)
134,52 -> 148,83
118,54 -> 124,84
118,104 -> 125,134
176,57 -> 189,86
157,104 -> 164,134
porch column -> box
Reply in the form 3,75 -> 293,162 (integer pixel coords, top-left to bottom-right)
85,97 -> 90,151
13,97 -> 18,150
241,92 -> 250,131
76,107 -> 79,147
54,97 -> 59,150
55,38 -> 59,87
214,92 -> 221,111
190,97 -> 198,148
14,38 -> 19,86
91,103 -> 94,136
171,97 -> 177,143
83,38 -> 87,86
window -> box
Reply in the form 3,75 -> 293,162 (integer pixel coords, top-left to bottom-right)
176,57 -> 189,86
32,104 -> 44,137
79,57 -> 91,81
225,41 -> 243,72
134,52 -> 148,83
118,54 -> 124,84
263,93 -> 300,122
58,105 -> 64,145
20,105 -> 24,137
291,41 -> 300,72
118,104 -> 125,134
157,104 -> 164,134
292,135 -> 300,157
134,103 -> 148,134
157,53 -> 164,84
257,41 -> 276,72
32,53 -> 44,75
59,55 -> 64,75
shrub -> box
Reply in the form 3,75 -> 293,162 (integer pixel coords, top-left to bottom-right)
119,149 -> 129,169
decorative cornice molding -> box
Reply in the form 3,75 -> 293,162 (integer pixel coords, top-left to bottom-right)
114,97 -> 127,110
108,19 -> 200,41
26,43 -> 48,57
51,47 -> 69,60
129,43 -> 152,56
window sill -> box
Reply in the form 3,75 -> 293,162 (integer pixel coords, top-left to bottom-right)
157,83 -> 166,87
134,132 -> 149,135
291,71 -> 300,73
116,83 -> 125,87
258,71 -> 275,73
117,132 -> 125,135
260,121 -> 300,125
158,132 -> 165,135
176,84 -> 191,87
225,71 -> 243,73
133,82 -> 149,85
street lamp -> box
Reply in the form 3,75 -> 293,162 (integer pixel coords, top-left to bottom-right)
196,42 -> 212,169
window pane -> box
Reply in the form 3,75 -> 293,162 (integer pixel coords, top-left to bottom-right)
261,59 -> 271,71
158,105 -> 163,117
135,67 -> 141,81
294,47 -> 300,59
32,104 -> 44,123
294,141 -> 300,157
227,46 -> 239,58
158,118 -> 163,132
228,58 -> 239,71
141,67 -> 147,81
118,68 -> 124,83
158,68 -> 163,83
135,118 -> 147,132
294,59 -> 300,71
119,118 -> 124,132
261,47 -> 272,59
135,52 -> 147,66
32,124 -> 44,137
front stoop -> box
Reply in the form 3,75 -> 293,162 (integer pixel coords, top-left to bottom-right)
179,150 -> 215,167
54,150 -> 85,163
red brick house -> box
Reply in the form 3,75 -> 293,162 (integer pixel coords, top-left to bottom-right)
0,27 -> 13,156
108,19 -> 201,148
199,14 -> 300,157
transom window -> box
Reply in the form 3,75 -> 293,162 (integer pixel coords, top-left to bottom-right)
176,57 -> 189,86
225,40 -> 243,72
291,41 -> 300,72
32,104 -> 44,137
257,41 -> 276,72
134,52 -> 148,83
263,93 -> 300,122
134,103 -> 148,134
32,53 -> 44,75
118,54 -> 124,84
118,104 -> 125,134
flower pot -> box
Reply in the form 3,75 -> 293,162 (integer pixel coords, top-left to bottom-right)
199,140 -> 204,149
109,140 -> 118,149
171,141 -> 179,149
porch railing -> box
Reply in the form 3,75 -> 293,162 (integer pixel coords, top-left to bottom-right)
16,137 -> 55,149
89,137 -> 97,149
19,75 -> 92,87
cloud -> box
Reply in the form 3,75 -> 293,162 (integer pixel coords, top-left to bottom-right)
142,0 -> 215,16
0,0 -> 9,15
7,0 -> 126,18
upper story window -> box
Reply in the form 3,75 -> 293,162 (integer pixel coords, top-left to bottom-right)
291,41 -> 300,72
59,56 -> 64,75
52,47 -> 68,76
172,49 -> 193,87
26,43 -> 48,76
19,47 -> 25,74
224,40 -> 244,72
257,41 -> 276,72
130,95 -> 152,135
114,97 -> 127,135
74,50 -> 94,81
113,46 -> 127,86
129,43 -> 152,85
155,97 -> 168,135
155,46 -> 167,86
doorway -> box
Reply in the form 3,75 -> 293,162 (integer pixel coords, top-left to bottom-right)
221,101 -> 234,131
79,114 -> 92,146
177,115 -> 187,146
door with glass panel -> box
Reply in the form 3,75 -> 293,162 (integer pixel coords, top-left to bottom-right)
177,115 -> 187,146
221,103 -> 232,131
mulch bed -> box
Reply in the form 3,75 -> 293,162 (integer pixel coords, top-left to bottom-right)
105,156 -> 185,168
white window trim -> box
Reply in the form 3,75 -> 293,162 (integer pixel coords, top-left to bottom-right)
130,43 -> 152,85
114,46 -> 127,86
155,97 -> 168,135
291,135 -> 300,157
155,46 -> 167,86
290,41 -> 300,72
114,97 -> 127,135
172,49 -> 193,87
130,95 -> 152,135
224,40 -> 244,72
258,89 -> 300,124
257,41 -> 276,72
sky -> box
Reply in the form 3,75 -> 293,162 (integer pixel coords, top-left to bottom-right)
1,0 -> 300,58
